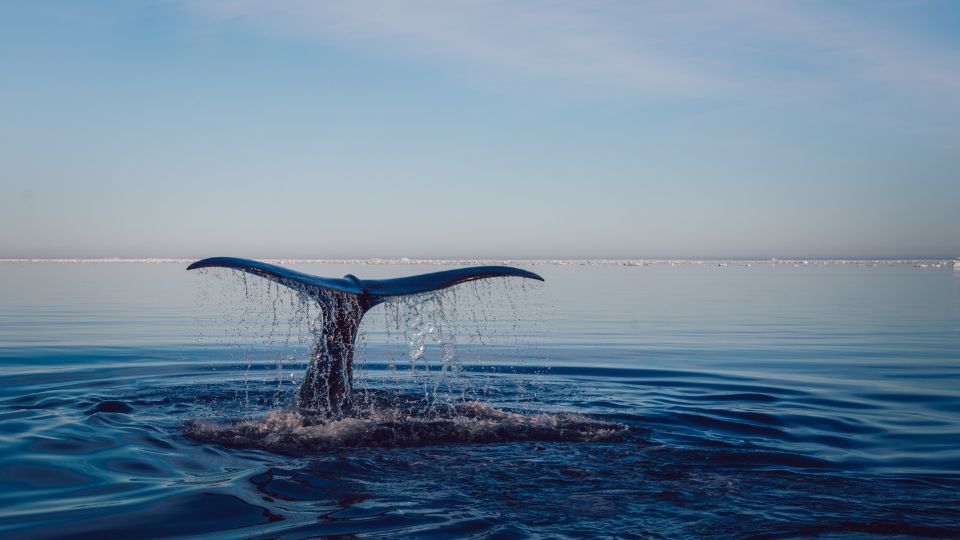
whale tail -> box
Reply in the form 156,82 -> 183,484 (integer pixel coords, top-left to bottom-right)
188,257 -> 543,415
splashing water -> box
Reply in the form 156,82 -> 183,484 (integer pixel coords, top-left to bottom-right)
185,398 -> 627,454
189,269 -> 619,451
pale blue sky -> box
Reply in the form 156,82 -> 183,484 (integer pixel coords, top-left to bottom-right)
2,1 -> 958,259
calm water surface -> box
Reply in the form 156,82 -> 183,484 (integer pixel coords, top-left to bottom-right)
1,262 -> 959,538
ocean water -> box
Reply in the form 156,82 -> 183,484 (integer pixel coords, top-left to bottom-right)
1,262 -> 959,539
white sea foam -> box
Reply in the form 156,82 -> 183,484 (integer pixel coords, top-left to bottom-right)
184,398 -> 628,454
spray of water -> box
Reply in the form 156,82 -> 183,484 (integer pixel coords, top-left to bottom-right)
188,267 -> 625,450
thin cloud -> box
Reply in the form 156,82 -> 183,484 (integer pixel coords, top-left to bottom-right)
183,0 -> 960,105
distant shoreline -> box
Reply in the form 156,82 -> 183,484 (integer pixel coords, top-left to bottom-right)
0,258 -> 957,267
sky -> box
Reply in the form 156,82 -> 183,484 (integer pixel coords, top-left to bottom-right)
1,0 -> 959,259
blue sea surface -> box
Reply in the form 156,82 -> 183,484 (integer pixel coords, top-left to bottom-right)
1,262 -> 959,538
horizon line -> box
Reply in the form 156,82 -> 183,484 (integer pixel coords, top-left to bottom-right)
1,257 -> 957,266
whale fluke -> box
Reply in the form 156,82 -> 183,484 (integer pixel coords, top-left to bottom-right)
187,257 -> 367,295
187,257 -> 542,299
188,257 -> 543,416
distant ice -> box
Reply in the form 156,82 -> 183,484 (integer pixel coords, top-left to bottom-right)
0,257 -> 956,268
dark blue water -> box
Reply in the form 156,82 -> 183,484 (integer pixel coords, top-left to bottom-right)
1,262 -> 959,538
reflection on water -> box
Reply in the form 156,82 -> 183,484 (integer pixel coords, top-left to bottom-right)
1,262 -> 959,538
